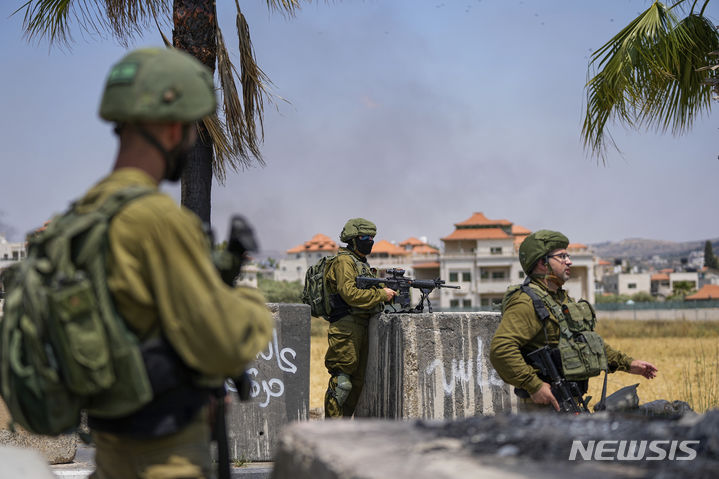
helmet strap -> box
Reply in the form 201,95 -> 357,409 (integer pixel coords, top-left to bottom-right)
542,255 -> 565,288
136,124 -> 192,182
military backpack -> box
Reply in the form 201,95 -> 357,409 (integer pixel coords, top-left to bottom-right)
0,186 -> 155,435
301,250 -> 370,320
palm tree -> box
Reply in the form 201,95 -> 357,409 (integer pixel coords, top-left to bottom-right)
582,0 -> 719,161
15,0 -> 301,224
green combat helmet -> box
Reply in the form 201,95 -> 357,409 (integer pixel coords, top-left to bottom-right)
340,218 -> 377,243
99,47 -> 216,123
518,229 -> 569,274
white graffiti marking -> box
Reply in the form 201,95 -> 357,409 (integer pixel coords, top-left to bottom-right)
226,328 -> 297,408
425,358 -> 473,394
259,329 -> 297,373
475,337 -> 505,392
425,336 -> 504,396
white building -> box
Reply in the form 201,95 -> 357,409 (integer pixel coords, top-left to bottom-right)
669,271 -> 699,291
0,234 -> 26,306
439,212 -> 595,310
274,234 -> 338,283
0,234 -> 25,270
236,263 -> 259,288
604,273 -> 652,297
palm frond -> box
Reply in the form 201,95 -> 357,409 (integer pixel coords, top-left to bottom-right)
582,1 -> 719,161
15,0 -> 170,46
265,0 -> 303,16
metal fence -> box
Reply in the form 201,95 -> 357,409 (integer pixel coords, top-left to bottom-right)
594,300 -> 719,311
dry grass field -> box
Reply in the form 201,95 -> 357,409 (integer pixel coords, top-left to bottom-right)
309,318 -> 719,413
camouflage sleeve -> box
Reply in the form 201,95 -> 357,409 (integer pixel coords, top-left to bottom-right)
489,294 -> 545,394
110,196 -> 273,378
330,255 -> 386,309
603,341 -> 633,373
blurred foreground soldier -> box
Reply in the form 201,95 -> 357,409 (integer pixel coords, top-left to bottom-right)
490,230 -> 657,412
86,48 -> 273,478
324,218 -> 396,417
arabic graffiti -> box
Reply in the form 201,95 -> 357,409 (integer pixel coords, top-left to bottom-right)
424,336 -> 504,396
226,328 -> 298,408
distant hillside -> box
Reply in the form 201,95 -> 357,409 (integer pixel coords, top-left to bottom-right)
590,237 -> 719,260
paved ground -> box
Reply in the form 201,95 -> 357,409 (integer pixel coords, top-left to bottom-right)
49,444 -> 273,479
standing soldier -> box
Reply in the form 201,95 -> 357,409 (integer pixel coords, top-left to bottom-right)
324,218 -> 396,418
84,48 -> 273,478
490,230 -> 657,412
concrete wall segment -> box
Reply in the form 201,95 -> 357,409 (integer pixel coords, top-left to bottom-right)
355,312 -> 515,419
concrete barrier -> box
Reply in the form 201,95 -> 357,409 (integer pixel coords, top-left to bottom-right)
0,446 -> 56,479
226,303 -> 311,461
355,312 -> 514,419
272,411 -> 719,479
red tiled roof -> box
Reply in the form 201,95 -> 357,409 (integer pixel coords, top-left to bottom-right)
286,233 -> 338,254
399,237 -> 425,247
651,273 -> 670,281
568,243 -> 587,251
597,259 -> 612,266
413,261 -> 440,269
686,284 -> 719,300
442,228 -> 511,241
511,224 -> 531,235
454,212 -> 512,227
370,240 -> 409,256
660,268 -> 674,274
412,245 -> 439,254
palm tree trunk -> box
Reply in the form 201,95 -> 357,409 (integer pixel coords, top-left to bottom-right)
173,0 -> 217,226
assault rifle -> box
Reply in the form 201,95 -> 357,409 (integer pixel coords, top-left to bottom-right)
207,215 -> 258,401
355,268 -> 460,313
525,345 -> 590,414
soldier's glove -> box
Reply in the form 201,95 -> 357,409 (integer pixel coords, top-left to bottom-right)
335,373 -> 352,406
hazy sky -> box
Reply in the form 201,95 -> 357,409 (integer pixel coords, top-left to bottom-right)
1,0 -> 718,255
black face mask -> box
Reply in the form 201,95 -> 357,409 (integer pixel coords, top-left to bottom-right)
354,238 -> 374,255
164,126 -> 195,183
164,145 -> 192,183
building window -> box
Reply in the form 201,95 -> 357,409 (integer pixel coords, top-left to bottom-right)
296,254 -> 301,259
462,299 -> 471,308
449,272 -> 458,282
480,270 -> 489,280
12,251 -> 18,260
627,283 -> 637,289
490,247 -> 502,255
518,271 -> 525,279
462,272 -> 471,282
491,271 -> 505,280
449,299 -> 460,308
480,298 -> 490,306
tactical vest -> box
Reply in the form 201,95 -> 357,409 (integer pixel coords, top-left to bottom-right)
328,250 -> 384,321
503,278 -> 608,381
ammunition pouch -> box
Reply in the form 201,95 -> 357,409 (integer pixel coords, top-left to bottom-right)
88,335 -> 212,438
558,331 -> 607,381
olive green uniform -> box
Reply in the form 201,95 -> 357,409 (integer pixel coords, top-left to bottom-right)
490,279 -> 632,407
324,248 -> 385,417
79,168 -> 273,478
